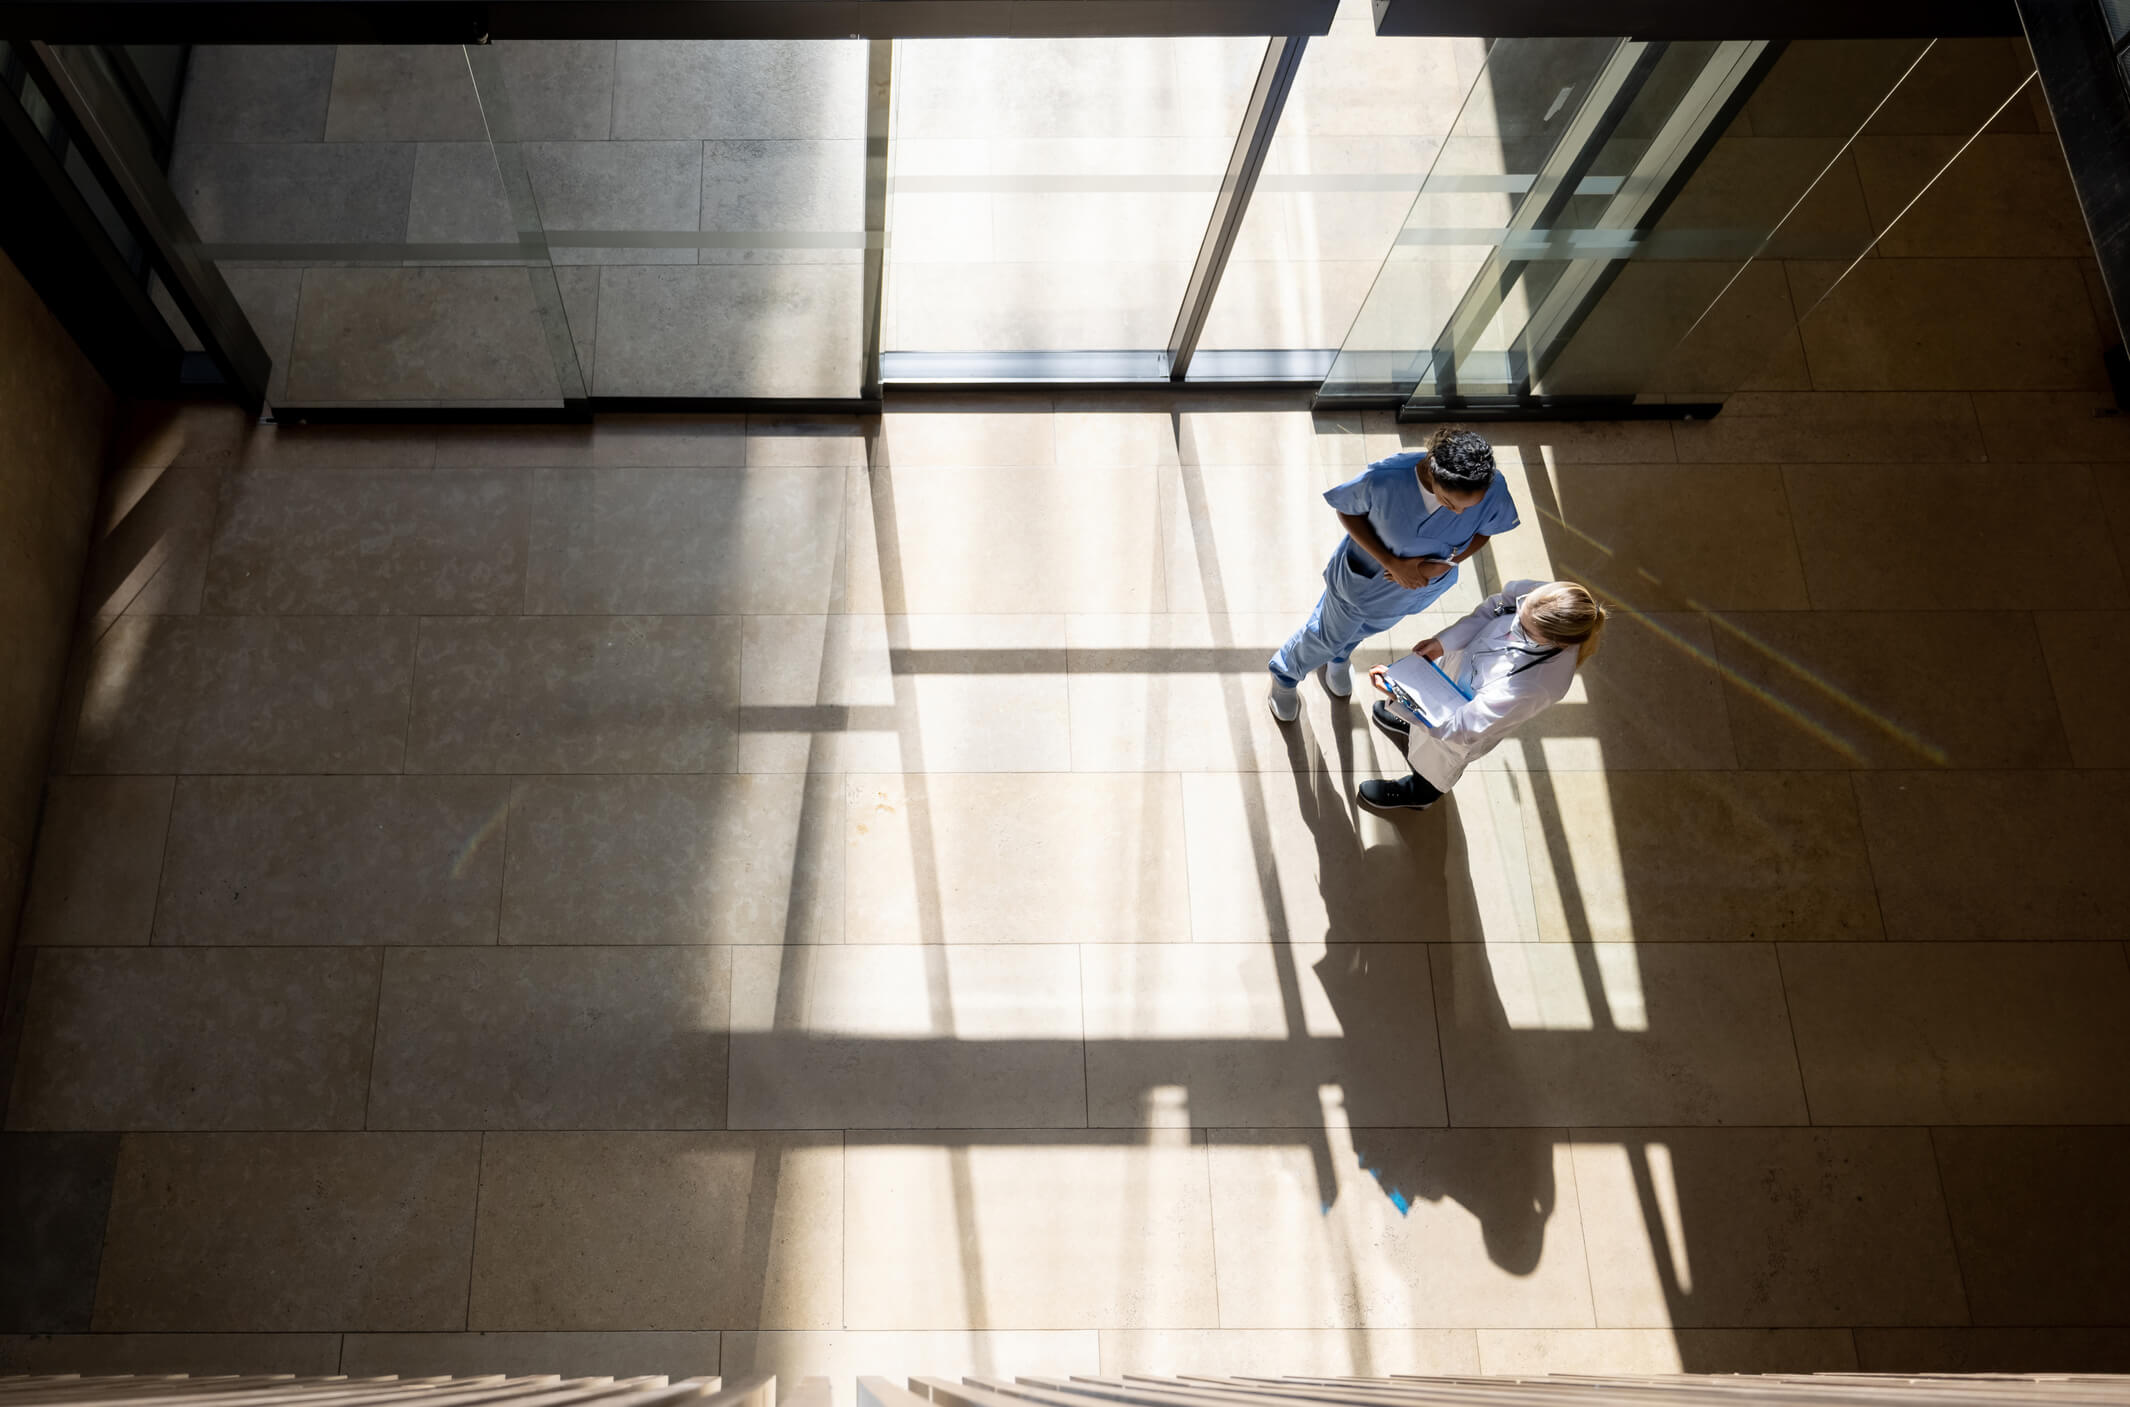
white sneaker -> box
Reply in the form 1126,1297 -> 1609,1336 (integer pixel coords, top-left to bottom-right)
1323,659 -> 1353,697
1267,679 -> 1300,723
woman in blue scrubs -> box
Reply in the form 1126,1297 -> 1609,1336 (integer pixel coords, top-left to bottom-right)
1267,428 -> 1519,722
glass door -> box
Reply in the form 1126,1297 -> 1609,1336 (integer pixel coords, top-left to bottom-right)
882,34 -> 1265,375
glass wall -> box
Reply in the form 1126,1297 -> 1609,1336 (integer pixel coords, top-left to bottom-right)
1195,1 -> 1487,353
1322,33 -> 2047,407
884,34 -> 1263,355
89,22 -> 2051,410
159,38 -> 867,406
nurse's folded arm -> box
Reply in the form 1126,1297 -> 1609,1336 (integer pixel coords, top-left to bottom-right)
1336,509 -> 1439,589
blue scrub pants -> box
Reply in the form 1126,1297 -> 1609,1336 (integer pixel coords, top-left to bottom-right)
1269,546 -> 1457,689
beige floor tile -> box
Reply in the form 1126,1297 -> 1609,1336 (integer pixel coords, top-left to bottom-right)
1475,1328 -> 1858,1375
406,615 -> 739,773
1853,771 -> 2130,940
1099,1328 -> 1478,1376
1522,464 -> 1810,612
1162,463 -> 1369,618
470,1131 -> 842,1330
1857,134 -> 2091,259
7,947 -> 380,1131
863,464 -> 1163,615
1572,1128 -> 1967,1327
2036,611 -> 2130,767
204,468 -> 529,615
745,415 -> 872,469
844,1130 -> 1216,1330
1081,943 -> 1443,1130
1053,406 -> 1183,468
1362,415 -> 1681,467
368,946 -> 731,1130
738,611 -> 895,774
156,775 -> 507,945
435,416 -> 747,468
502,774 -> 840,945
1500,611 -> 1739,771
1973,392 -> 2130,461
1182,754 -> 1541,949
1066,614 -> 1408,774
1797,258 -> 2106,391
2099,466 -> 2130,567
524,466 -> 847,615
741,615 -> 1070,774
285,267 -> 560,404
1853,1327 -> 2130,1373
727,945 -> 1085,1128
183,616 -> 417,773
342,1330 -> 723,1377
79,456 -> 221,624
234,425 -> 439,472
1519,770 -> 1882,943
1785,464 -> 2127,609
1174,407 -> 1367,469
1207,1127 -> 1592,1328
1933,1126 -> 2130,1326
1866,35 -> 2041,135
0,836 -> 21,943
1431,944 -> 1807,1126
65,617 -> 196,774
724,1330 -> 1099,1400
1739,324 -> 1815,393
1671,392 -> 1984,463
1,1128 -> 123,1332
845,773 -> 1191,944
875,405 -> 1055,468
1712,611 -> 2069,769
19,776 -> 172,947
0,1334 -> 344,1374
1779,941 -> 2130,1124
95,1132 -> 479,1330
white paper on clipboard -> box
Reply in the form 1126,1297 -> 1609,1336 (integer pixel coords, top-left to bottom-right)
1381,653 -> 1472,728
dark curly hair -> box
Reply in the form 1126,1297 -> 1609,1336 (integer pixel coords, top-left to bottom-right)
1425,428 -> 1497,494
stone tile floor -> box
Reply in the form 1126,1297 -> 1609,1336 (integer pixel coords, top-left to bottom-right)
3,390 -> 2128,1392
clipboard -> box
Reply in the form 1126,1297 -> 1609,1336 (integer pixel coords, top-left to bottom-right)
1379,652 -> 1472,728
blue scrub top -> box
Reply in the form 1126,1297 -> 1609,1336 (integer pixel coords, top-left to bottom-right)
1320,449 -> 1520,612
1325,449 -> 1519,560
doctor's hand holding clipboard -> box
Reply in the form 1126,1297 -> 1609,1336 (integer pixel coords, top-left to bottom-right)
1366,637 -> 1470,729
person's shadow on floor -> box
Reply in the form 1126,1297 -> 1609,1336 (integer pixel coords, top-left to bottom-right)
1282,718 -> 1556,1276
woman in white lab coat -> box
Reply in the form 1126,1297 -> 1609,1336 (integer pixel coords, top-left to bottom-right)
1359,579 -> 1607,814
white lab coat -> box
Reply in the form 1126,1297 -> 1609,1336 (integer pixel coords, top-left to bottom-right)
1405,579 -> 1582,792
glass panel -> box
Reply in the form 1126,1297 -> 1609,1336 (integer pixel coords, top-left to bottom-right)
475,39 -> 870,399
1324,33 -> 2044,407
1542,36 -> 2043,398
2104,0 -> 2130,45
166,42 -> 563,408
1195,0 -> 1489,354
1320,34 -> 1627,397
885,35 -> 1264,352
163,39 -> 867,407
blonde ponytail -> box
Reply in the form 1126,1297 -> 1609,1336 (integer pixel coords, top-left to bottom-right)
1526,581 -> 1607,666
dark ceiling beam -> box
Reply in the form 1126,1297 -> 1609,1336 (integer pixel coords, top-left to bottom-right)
0,0 -> 1340,42
1370,0 -> 2022,38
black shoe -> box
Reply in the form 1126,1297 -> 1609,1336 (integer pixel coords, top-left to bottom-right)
1370,700 -> 1411,746
1358,775 -> 1437,814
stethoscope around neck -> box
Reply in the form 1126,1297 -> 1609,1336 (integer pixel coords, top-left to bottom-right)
1473,597 -> 1563,677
